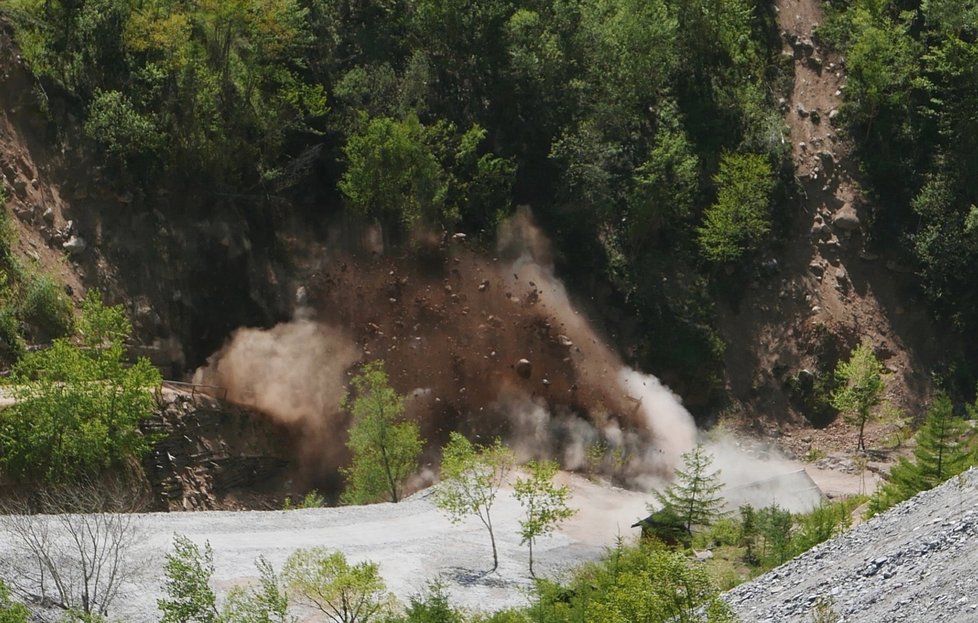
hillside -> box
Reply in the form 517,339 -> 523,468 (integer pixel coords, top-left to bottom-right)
726,467 -> 978,622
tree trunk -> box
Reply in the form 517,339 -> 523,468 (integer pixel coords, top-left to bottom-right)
488,516 -> 498,572
528,539 -> 535,577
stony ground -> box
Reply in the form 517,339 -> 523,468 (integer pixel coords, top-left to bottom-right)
726,468 -> 978,622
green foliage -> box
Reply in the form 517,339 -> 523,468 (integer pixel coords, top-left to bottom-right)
84,89 -> 162,175
652,444 -> 726,534
340,116 -> 513,236
340,115 -> 449,232
391,582 -> 464,623
283,490 -> 326,510
220,557 -> 294,623
697,152 -> 774,263
513,460 -> 575,576
434,433 -> 515,571
821,0 -> 978,346
792,501 -> 853,555
526,541 -> 736,623
755,505 -> 793,566
0,580 -> 29,623
18,271 -> 74,339
282,547 -> 394,623
160,535 -> 293,623
867,393 -> 975,516
831,341 -> 886,451
5,0 -> 793,406
0,291 -> 161,481
10,0 -> 326,187
341,361 -> 422,505
158,535 -> 219,623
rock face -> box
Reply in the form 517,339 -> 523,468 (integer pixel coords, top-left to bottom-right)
725,469 -> 978,622
142,387 -> 296,511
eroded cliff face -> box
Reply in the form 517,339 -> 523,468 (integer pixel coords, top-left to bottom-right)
142,387 -> 298,511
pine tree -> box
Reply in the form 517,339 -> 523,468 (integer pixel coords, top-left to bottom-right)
652,445 -> 725,534
868,393 -> 974,515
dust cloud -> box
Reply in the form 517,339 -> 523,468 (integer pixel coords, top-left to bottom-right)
194,209 -> 783,494
192,319 -> 360,472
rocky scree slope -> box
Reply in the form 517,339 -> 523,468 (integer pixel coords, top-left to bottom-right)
725,468 -> 978,622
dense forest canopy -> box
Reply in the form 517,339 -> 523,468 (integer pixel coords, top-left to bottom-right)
6,0 -> 978,399
2,0 -> 794,403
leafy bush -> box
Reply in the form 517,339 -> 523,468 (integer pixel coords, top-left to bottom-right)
18,271 -> 74,339
0,291 -> 161,482
284,490 -> 326,510
526,541 -> 736,623
0,580 -> 30,623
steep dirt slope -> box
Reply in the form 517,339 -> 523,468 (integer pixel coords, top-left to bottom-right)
0,28 -> 84,308
717,0 -> 944,455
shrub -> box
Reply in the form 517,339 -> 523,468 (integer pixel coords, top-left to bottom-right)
18,271 -> 74,339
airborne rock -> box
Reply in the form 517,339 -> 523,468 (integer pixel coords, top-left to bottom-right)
515,358 -> 532,379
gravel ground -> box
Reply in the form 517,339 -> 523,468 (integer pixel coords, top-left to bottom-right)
1,473 -> 649,622
725,468 -> 978,622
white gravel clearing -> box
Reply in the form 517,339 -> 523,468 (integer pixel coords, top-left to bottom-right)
3,473 -> 648,622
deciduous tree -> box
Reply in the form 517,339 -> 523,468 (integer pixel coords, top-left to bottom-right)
831,341 -> 886,452
282,548 -> 394,623
341,361 -> 422,504
513,460 -> 575,577
434,433 -> 515,572
0,291 -> 162,482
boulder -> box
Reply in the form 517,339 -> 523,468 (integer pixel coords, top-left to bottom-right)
63,235 -> 87,254
832,205 -> 860,231
515,358 -> 532,379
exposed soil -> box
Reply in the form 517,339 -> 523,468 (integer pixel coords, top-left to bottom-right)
717,0 -> 945,465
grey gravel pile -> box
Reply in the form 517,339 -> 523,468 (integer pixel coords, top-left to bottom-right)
725,469 -> 978,622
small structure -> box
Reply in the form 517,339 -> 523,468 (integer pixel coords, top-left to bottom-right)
631,507 -> 689,547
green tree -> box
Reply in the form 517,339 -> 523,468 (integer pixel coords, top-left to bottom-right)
0,291 -> 162,482
738,504 -> 759,564
282,548 -> 394,623
697,152 -> 774,263
341,361 -> 422,504
528,540 -> 735,623
867,393 -> 973,515
652,445 -> 725,535
339,115 -> 449,234
756,504 -> 793,566
791,500 -> 852,556
830,341 -> 886,452
220,558 -> 294,623
159,535 -> 295,623
158,536 -> 219,623
513,460 -> 576,577
0,580 -> 29,623
434,433 -> 515,572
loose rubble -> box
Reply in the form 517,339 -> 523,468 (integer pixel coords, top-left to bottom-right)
725,469 -> 978,622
